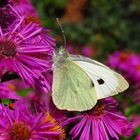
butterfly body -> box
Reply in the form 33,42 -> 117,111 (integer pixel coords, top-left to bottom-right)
52,47 -> 129,111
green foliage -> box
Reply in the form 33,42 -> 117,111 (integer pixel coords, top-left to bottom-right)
32,0 -> 140,57
32,0 -> 68,28
17,88 -> 32,97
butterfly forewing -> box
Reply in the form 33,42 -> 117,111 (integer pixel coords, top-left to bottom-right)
52,60 -> 97,111
70,55 -> 129,99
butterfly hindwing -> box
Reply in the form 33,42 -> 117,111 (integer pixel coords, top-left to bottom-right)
70,55 -> 129,99
52,60 -> 97,111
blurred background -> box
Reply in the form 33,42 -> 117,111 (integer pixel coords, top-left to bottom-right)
32,0 -> 140,59
31,0 -> 140,139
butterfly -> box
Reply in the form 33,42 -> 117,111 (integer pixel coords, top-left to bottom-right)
52,46 -> 129,112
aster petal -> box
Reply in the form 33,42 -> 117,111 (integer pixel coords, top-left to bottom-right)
0,26 -> 3,36
12,17 -> 25,33
80,118 -> 91,140
99,121 -> 109,140
40,123 -> 54,129
18,45 -> 52,53
20,25 -> 42,40
106,111 -> 127,120
32,136 -> 50,140
63,115 -> 81,125
31,113 -> 44,129
103,117 -> 119,139
35,131 -> 62,135
70,117 -> 87,138
9,5 -> 21,17
92,120 -> 100,140
17,54 -> 50,70
38,32 -> 56,46
18,23 -> 34,38
12,60 -> 36,85
104,116 -> 120,139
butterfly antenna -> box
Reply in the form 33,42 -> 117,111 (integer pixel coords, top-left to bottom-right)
56,18 -> 67,48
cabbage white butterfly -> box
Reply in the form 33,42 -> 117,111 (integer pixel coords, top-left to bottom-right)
52,19 -> 129,111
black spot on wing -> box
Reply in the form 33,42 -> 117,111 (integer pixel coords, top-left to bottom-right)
97,79 -> 104,85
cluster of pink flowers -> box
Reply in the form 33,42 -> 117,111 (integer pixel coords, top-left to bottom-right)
108,51 -> 140,84
107,51 -> 140,139
0,1 -> 134,140
108,51 -> 140,103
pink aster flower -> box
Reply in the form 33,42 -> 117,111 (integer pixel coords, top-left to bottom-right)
67,43 -> 75,54
5,79 -> 29,91
0,18 -> 54,85
34,71 -> 53,94
25,29 -> 55,51
107,51 -> 130,71
136,134 -> 140,140
127,54 -> 140,82
0,5 -> 20,32
65,98 -> 133,140
81,46 -> 95,57
0,81 -> 20,99
130,114 -> 140,129
132,89 -> 140,106
10,0 -> 38,17
0,100 -> 65,140
108,51 -> 140,84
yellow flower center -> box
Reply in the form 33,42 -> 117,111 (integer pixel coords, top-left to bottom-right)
25,14 -> 40,24
136,64 -> 140,71
0,41 -> 17,57
119,52 -> 129,61
90,103 -> 105,116
45,112 -> 66,139
12,0 -> 20,4
8,84 -> 16,91
9,122 -> 31,140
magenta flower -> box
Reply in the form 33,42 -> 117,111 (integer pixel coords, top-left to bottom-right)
65,98 -> 133,140
107,51 -> 130,71
0,5 -> 20,32
34,72 -> 52,93
67,43 -> 75,54
0,81 -> 20,99
127,54 -> 140,82
82,46 -> 94,57
10,0 -> 39,17
108,51 -> 140,84
0,100 -> 65,140
136,134 -> 140,140
26,29 -> 55,50
5,79 -> 29,91
132,89 -> 140,106
131,114 -> 140,129
0,17 -> 54,85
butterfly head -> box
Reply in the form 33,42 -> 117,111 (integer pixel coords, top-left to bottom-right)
55,45 -> 67,55
53,45 -> 69,65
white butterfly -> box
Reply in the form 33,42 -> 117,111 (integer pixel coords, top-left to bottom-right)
52,48 -> 129,112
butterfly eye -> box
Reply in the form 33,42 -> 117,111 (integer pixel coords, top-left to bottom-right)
97,79 -> 104,85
